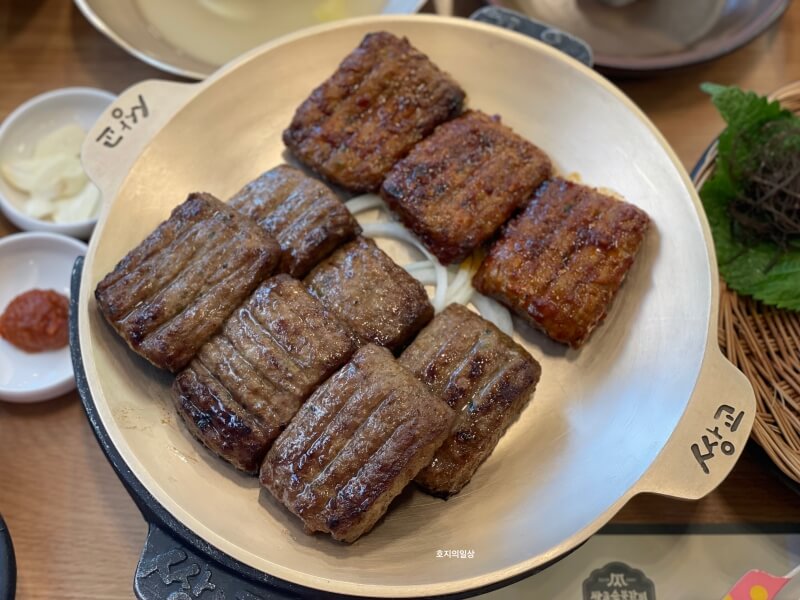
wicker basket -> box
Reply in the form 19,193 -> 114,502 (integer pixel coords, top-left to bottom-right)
692,81 -> 800,484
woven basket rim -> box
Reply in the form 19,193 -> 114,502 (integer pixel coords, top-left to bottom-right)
691,80 -> 800,484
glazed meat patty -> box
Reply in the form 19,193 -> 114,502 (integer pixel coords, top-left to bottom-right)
283,31 -> 465,192
381,110 -> 552,265
473,178 -> 651,348
260,344 -> 455,542
229,164 -> 360,277
400,304 -> 541,497
304,236 -> 433,352
173,275 -> 357,473
95,193 -> 280,372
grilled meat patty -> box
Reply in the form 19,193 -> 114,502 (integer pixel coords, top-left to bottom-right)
283,31 -> 465,193
95,193 -> 280,372
381,110 -> 552,265
304,236 -> 433,352
173,275 -> 357,474
260,344 -> 455,542
473,178 -> 651,348
229,164 -> 360,277
400,304 -> 541,496
172,363 -> 270,475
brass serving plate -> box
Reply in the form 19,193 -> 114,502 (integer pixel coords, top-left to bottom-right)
77,16 -> 755,598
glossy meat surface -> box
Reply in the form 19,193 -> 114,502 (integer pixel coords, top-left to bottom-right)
400,304 -> 541,496
304,236 -> 433,352
173,275 -> 357,473
381,110 -> 552,264
229,164 -> 360,277
95,193 -> 280,372
473,178 -> 650,348
173,362 -> 270,474
283,31 -> 465,192
260,344 -> 455,542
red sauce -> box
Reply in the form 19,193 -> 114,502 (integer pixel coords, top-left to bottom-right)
0,289 -> 69,353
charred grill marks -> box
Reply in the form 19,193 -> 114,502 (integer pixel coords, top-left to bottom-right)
95,193 -> 280,372
172,275 -> 357,473
473,178 -> 650,348
400,304 -> 541,496
229,164 -> 360,277
381,110 -> 552,264
260,344 -> 455,542
283,32 -> 465,192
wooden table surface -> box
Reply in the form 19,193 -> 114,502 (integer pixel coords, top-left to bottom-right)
0,1 -> 799,598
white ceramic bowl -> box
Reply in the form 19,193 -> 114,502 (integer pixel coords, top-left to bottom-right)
0,87 -> 116,240
0,232 -> 87,402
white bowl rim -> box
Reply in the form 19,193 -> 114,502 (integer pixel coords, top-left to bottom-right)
0,87 -> 117,232
0,231 -> 87,402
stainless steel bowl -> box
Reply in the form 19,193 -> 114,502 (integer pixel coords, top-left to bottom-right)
492,0 -> 789,74
75,15 -> 755,598
73,0 -> 426,79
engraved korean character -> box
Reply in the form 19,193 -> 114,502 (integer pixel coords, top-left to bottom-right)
125,93 -> 149,124
95,126 -> 122,148
720,439 -> 735,456
111,107 -> 133,131
691,434 -> 718,474
443,550 -> 451,558
706,426 -> 734,455
610,591 -> 622,600
715,405 -> 744,432
467,550 -> 475,559
435,550 -> 443,558
459,550 -> 467,558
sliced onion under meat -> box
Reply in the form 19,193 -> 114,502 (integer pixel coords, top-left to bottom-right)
445,255 -> 481,307
407,269 -> 437,287
471,294 -> 514,336
345,194 -> 385,215
445,259 -> 470,301
449,284 -> 475,306
403,260 -> 433,273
